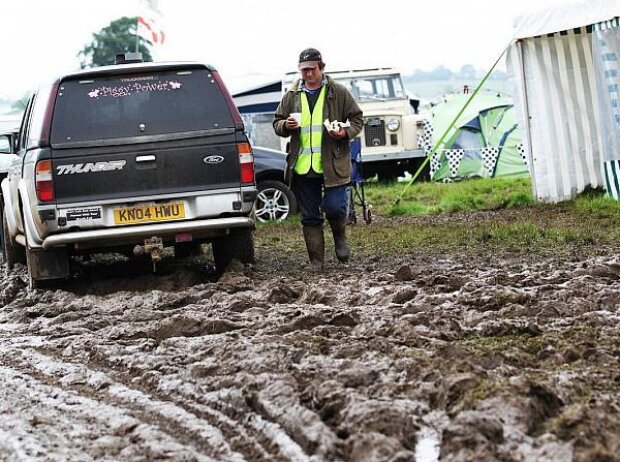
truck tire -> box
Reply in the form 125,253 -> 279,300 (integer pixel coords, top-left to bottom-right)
212,229 -> 255,273
2,209 -> 26,268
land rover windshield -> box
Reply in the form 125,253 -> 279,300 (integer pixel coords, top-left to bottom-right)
51,68 -> 233,145
334,74 -> 406,102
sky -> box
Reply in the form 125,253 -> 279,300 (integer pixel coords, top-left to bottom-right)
0,0 -> 573,102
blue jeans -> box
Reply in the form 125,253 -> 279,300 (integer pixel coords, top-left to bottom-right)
293,174 -> 348,226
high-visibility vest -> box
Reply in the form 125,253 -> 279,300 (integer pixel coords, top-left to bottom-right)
294,86 -> 326,175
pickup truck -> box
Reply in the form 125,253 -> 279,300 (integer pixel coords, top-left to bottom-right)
1,55 -> 257,287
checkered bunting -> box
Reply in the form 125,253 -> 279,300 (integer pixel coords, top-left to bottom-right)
446,149 -> 465,177
517,144 -> 528,166
430,151 -> 442,176
417,119 -> 435,155
481,146 -> 500,175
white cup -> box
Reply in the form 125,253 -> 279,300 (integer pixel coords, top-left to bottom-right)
290,112 -> 302,124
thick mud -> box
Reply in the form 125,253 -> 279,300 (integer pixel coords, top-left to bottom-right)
1,222 -> 620,461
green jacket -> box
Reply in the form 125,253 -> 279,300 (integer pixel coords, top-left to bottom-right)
273,75 -> 364,188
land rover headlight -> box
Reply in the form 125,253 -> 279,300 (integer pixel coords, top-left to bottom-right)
386,118 -> 400,131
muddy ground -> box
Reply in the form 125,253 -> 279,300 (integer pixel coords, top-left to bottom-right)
1,212 -> 619,462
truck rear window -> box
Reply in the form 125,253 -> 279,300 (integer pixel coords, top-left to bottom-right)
51,69 -> 233,144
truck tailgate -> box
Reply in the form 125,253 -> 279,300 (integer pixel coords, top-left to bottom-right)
51,139 -> 241,204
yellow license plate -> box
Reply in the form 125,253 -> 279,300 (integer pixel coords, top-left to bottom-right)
114,203 -> 185,225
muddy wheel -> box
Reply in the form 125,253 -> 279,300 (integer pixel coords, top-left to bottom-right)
2,208 -> 26,269
212,229 -> 255,272
408,158 -> 430,182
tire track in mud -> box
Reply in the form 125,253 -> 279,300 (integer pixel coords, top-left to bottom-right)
0,266 -> 429,461
0,363 -> 218,462
1,346 -> 307,461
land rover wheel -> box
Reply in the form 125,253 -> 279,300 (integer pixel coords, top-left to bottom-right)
408,158 -> 430,182
212,229 -> 255,273
254,180 -> 297,222
2,209 -> 26,268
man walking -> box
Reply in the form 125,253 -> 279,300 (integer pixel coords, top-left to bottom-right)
274,48 -> 364,271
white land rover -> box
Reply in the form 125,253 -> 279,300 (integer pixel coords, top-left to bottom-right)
282,67 -> 430,181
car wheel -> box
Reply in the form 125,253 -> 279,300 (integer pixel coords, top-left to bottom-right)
2,208 -> 26,268
254,180 -> 297,222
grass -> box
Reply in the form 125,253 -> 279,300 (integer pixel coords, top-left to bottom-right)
256,177 -> 620,262
362,176 -> 534,216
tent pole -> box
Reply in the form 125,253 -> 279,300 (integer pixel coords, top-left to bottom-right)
393,42 -> 511,206
515,39 -> 538,201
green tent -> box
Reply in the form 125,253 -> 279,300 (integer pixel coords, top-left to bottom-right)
426,93 -> 529,181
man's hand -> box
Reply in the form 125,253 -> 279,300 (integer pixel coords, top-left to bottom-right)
284,116 -> 299,130
328,127 -> 346,139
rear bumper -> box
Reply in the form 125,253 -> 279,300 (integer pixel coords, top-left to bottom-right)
41,216 -> 254,250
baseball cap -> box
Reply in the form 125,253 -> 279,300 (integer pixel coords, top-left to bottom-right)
298,48 -> 323,70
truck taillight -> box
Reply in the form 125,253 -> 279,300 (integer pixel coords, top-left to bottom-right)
237,142 -> 255,184
36,159 -> 55,202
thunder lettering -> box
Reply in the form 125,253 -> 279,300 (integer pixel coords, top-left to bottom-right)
56,160 -> 126,175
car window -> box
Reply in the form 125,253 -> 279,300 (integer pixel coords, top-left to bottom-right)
51,68 -> 234,144
0,135 -> 10,153
335,74 -> 406,101
18,96 -> 35,153
27,84 -> 55,149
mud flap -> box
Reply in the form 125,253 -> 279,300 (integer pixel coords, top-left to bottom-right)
27,246 -> 70,281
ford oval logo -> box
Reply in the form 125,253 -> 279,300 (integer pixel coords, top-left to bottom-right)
203,155 -> 224,164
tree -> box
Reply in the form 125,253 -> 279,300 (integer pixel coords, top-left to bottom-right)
459,64 -> 477,80
78,17 -> 153,69
430,66 -> 453,81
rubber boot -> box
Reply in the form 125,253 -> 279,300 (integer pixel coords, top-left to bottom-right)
302,225 -> 325,272
328,217 -> 351,263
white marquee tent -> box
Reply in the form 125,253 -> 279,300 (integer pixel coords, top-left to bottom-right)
507,0 -> 620,202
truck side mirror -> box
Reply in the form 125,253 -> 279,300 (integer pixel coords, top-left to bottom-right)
409,98 -> 420,114
0,135 -> 11,154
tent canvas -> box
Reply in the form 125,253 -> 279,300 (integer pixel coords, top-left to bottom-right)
231,80 -> 282,151
428,93 -> 528,181
507,0 -> 620,202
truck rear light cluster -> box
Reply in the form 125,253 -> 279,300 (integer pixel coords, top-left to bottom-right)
237,142 -> 255,185
35,159 -> 55,202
